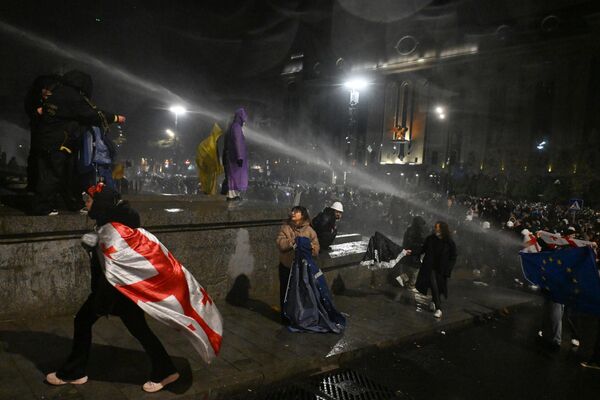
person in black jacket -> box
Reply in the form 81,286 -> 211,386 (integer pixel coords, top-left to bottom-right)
415,221 -> 457,319
24,74 -> 60,192
400,216 -> 427,289
311,201 -> 344,252
31,70 -> 125,215
46,183 -> 179,393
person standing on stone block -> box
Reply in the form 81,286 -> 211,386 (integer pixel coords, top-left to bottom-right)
221,107 -> 248,201
276,206 -> 320,323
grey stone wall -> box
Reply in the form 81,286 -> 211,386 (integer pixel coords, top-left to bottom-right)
0,198 -> 287,318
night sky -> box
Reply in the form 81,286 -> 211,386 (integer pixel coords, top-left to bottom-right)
0,0 -> 339,161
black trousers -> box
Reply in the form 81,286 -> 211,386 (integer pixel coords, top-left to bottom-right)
32,151 -> 79,214
278,263 -> 291,323
57,293 -> 176,382
430,271 -> 442,310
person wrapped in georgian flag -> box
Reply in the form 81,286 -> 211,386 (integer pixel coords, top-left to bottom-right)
46,183 -> 222,393
98,214 -> 223,362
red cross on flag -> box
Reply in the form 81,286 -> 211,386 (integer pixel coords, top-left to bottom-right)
98,222 -> 223,363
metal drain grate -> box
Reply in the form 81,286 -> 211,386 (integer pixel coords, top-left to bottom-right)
231,369 -> 407,400
261,385 -> 326,400
312,369 -> 401,400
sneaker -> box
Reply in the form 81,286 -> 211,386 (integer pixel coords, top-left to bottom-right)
46,372 -> 88,386
434,309 -> 442,318
142,372 -> 179,393
48,209 -> 59,216
581,361 -> 600,370
79,207 -> 88,215
429,302 -> 436,312
571,338 -> 580,347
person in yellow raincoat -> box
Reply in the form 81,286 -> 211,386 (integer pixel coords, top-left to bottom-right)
196,123 -> 224,195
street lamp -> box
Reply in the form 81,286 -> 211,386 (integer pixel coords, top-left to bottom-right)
342,78 -> 370,167
169,105 -> 187,128
165,129 -> 178,171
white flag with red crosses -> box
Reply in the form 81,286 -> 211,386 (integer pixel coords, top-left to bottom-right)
97,222 -> 223,363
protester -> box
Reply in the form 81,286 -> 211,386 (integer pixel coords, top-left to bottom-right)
311,201 -> 343,251
221,108 -> 248,201
415,221 -> 457,318
45,183 -> 179,392
283,236 -> 346,333
23,74 -> 59,192
275,206 -> 320,323
31,70 -> 125,215
196,123 -> 224,195
400,216 -> 427,289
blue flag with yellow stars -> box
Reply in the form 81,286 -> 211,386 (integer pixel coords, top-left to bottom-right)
520,247 -> 600,316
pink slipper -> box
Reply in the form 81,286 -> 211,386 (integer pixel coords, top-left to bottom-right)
142,372 -> 180,393
46,372 -> 88,386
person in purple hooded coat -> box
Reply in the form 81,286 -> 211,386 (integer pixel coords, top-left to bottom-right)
221,108 -> 249,201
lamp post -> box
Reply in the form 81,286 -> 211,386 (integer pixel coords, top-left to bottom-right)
165,129 -> 178,172
435,105 -> 452,194
343,78 -> 369,165
169,105 -> 187,129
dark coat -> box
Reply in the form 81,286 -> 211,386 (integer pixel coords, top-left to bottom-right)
311,207 -> 338,250
38,70 -> 118,153
88,201 -> 140,315
415,234 -> 457,298
401,218 -> 426,267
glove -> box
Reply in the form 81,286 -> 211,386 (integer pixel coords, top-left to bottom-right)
81,232 -> 99,248
237,159 -> 243,168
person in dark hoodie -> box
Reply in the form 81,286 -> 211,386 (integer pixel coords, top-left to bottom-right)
32,70 -> 125,215
400,215 -> 427,289
46,183 -> 179,393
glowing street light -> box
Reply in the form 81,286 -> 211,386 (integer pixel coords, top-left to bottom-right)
343,78 -> 369,90
169,105 -> 187,128
435,106 -> 445,114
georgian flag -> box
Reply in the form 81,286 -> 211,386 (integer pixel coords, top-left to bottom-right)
536,230 -> 596,249
521,229 -> 596,253
97,222 -> 223,363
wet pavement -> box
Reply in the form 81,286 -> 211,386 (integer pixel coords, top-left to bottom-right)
0,280 -> 536,399
231,301 -> 600,400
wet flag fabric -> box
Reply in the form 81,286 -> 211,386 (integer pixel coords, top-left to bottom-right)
361,231 -> 407,269
97,222 -> 223,362
520,246 -> 600,316
284,237 -> 346,333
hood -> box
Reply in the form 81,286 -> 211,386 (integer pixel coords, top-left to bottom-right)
61,70 -> 93,97
233,108 -> 248,124
411,216 -> 426,227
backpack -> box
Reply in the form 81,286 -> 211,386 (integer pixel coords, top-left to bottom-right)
79,126 -> 112,172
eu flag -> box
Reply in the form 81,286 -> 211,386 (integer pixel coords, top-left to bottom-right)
520,247 -> 600,316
